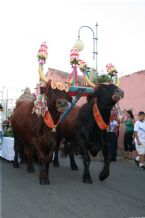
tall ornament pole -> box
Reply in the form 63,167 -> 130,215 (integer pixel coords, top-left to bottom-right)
37,42 -> 48,84
74,23 -> 99,80
95,22 -> 98,79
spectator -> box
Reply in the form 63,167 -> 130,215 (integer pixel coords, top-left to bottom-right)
134,111 -> 145,170
107,110 -> 119,161
0,104 -> 4,144
16,87 -> 35,105
122,110 -> 136,159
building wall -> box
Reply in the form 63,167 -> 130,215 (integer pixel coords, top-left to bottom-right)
119,70 -> 145,116
118,70 -> 145,149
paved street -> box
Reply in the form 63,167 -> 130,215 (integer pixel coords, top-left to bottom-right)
0,156 -> 145,218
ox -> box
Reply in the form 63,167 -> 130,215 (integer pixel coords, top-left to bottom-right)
11,80 -> 72,185
54,83 -> 124,183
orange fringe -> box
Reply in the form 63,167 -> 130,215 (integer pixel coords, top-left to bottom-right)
44,111 -> 60,130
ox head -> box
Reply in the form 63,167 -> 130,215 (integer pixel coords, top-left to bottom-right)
39,66 -> 72,113
45,81 -> 72,112
87,83 -> 124,109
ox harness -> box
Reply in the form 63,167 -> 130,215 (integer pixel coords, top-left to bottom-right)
33,89 -> 108,132
44,111 -> 60,132
32,91 -> 83,132
32,93 -> 61,132
44,96 -> 109,132
93,98 -> 109,130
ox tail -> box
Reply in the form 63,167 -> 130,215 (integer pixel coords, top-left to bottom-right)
60,139 -> 72,158
19,143 -> 25,163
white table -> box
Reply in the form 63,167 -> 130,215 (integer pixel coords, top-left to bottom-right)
0,137 -> 15,161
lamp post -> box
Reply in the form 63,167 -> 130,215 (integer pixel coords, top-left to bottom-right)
5,88 -> 8,120
74,22 -> 98,79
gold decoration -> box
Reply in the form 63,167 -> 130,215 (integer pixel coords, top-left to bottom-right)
51,81 -> 69,92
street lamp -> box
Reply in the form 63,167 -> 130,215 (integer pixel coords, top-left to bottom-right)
5,88 -> 8,120
74,22 -> 98,79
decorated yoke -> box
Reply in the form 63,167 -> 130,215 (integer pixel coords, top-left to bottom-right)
33,42 -> 120,131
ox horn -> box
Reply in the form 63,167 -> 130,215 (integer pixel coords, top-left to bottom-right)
38,64 -> 48,84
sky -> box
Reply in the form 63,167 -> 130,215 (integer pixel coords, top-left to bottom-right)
0,0 -> 145,98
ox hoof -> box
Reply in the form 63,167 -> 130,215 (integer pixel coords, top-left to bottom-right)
71,165 -> 79,171
39,178 -> 50,185
99,171 -> 110,181
27,167 -> 35,173
83,177 -> 93,184
53,161 -> 60,167
13,162 -> 19,168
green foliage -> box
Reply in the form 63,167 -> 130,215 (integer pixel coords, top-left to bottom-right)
3,129 -> 14,137
93,74 -> 112,84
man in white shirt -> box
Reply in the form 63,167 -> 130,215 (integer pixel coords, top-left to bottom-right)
134,111 -> 145,169
0,104 -> 4,144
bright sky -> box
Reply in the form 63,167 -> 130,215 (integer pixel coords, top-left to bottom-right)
0,0 -> 145,97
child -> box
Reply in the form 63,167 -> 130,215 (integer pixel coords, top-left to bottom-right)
108,110 -> 119,161
134,111 -> 145,169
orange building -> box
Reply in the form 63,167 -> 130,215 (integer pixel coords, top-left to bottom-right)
119,70 -> 145,116
118,70 -> 145,148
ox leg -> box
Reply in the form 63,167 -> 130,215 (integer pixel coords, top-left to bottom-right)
79,141 -> 92,183
82,152 -> 92,183
13,140 -> 19,168
53,137 -> 62,167
39,161 -> 50,185
67,141 -> 78,171
34,147 -> 51,184
69,152 -> 79,171
39,140 -> 57,185
99,143 -> 110,181
25,147 -> 35,173
39,150 -> 54,185
53,149 -> 60,167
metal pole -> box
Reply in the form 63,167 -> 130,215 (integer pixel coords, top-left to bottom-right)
77,23 -> 98,79
78,25 -> 95,61
6,89 -> 8,120
95,22 -> 98,78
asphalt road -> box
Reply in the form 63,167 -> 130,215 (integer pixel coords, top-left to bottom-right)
0,157 -> 145,218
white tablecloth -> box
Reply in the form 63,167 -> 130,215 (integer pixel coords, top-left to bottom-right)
0,137 -> 14,161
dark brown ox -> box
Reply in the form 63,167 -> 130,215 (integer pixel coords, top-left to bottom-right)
11,81 -> 72,184
54,83 -> 124,183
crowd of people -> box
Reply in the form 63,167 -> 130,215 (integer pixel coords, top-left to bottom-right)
107,108 -> 145,170
0,87 -> 145,170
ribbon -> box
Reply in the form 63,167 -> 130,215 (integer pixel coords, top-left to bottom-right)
93,98 -> 109,130
44,111 -> 60,132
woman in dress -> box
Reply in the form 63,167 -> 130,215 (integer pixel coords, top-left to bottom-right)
123,110 -> 136,159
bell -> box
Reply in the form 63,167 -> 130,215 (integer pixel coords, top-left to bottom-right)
51,127 -> 56,132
